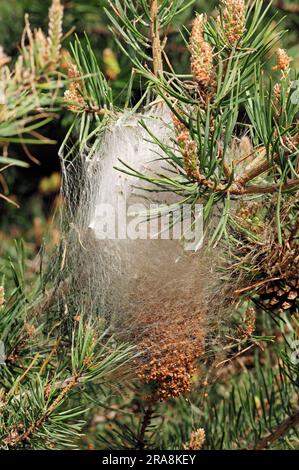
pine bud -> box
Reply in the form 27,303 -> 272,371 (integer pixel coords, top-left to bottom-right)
244,307 -> 256,337
48,0 -> 64,66
64,65 -> 86,112
273,82 -> 282,112
185,428 -> 206,450
273,48 -> 292,71
173,114 -> 201,182
34,29 -> 48,68
103,48 -> 120,81
222,0 -> 246,46
190,14 -> 214,88
273,82 -> 281,101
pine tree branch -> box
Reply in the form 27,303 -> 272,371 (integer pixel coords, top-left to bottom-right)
3,373 -> 81,448
193,145 -> 299,195
150,0 -> 163,76
192,173 -> 299,196
234,150 -> 274,187
136,401 -> 154,450
253,409 -> 299,450
230,178 -> 299,195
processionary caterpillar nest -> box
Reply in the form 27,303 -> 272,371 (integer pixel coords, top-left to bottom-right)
60,106 -> 225,400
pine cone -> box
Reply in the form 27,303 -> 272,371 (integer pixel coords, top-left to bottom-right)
258,277 -> 298,315
258,239 -> 298,315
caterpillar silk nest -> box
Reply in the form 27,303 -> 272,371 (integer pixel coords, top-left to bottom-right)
63,107 -> 220,400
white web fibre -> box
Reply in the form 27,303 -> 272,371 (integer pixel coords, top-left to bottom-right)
60,106 -> 226,352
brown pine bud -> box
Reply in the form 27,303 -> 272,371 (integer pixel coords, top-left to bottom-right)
185,428 -> 206,450
64,65 -> 87,112
222,0 -> 246,46
190,14 -> 214,88
273,48 -> 292,71
48,0 -> 64,66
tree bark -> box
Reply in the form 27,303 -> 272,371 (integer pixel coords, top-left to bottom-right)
253,409 -> 299,450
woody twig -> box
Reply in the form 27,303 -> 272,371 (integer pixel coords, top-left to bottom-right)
150,0 -> 163,76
